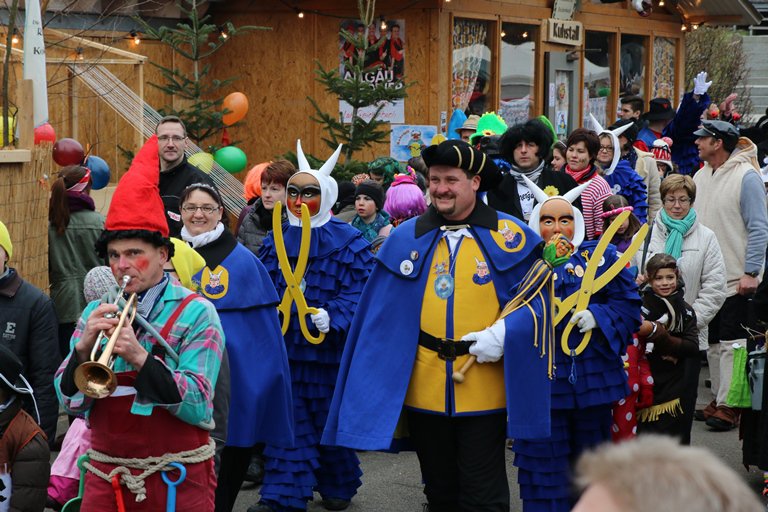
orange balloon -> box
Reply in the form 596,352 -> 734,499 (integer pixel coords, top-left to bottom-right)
222,92 -> 249,126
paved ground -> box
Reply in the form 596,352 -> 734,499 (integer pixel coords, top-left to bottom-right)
52,363 -> 767,511
231,363 -> 767,511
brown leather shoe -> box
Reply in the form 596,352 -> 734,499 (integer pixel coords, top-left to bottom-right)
706,405 -> 740,431
694,400 -> 717,422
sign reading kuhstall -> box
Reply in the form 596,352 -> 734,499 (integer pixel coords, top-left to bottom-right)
545,19 -> 584,46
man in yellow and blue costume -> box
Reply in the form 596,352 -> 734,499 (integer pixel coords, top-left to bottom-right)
324,139 -> 557,511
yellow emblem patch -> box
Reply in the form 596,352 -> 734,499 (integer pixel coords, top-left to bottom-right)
491,219 -> 526,253
200,265 -> 229,299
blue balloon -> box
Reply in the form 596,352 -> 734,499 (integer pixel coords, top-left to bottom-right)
85,155 -> 110,190
447,109 -> 468,140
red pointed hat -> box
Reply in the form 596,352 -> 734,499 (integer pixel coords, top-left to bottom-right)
105,135 -> 169,237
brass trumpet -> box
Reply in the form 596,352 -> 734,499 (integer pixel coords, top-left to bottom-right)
74,275 -> 138,399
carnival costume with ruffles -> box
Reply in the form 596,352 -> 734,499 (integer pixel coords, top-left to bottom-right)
512,177 -> 641,512
256,143 -> 372,512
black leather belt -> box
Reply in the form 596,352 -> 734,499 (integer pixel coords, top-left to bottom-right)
418,331 -> 473,361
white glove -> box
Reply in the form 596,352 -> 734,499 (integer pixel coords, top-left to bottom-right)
693,71 -> 712,96
656,313 -> 669,327
569,309 -> 597,333
310,308 -> 330,333
464,320 -> 506,363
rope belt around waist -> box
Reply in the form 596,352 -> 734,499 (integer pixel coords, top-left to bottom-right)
83,438 -> 215,503
418,331 -> 473,361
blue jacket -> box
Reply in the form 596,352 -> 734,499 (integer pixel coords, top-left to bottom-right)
637,92 -> 710,176
322,205 -> 554,450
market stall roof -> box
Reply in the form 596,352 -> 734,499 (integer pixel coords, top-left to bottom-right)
677,0 -> 762,26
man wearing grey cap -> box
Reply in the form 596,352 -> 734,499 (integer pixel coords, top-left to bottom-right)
692,119 -> 768,431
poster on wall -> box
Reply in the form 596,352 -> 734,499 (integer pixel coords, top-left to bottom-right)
390,125 -> 438,161
339,19 -> 405,124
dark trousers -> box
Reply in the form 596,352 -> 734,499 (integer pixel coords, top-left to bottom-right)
215,445 -> 254,512
407,410 -> 509,512
680,353 -> 702,445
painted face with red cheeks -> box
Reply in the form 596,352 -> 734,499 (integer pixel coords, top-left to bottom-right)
107,238 -> 168,294
286,173 -> 322,218
539,198 -> 575,242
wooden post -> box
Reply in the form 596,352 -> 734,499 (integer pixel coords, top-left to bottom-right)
16,79 -> 33,150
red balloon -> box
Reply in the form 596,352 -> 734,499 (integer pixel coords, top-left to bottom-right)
52,138 -> 85,167
33,123 -> 56,145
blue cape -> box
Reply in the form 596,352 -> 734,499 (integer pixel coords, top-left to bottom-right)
322,211 -> 554,450
193,242 -> 294,447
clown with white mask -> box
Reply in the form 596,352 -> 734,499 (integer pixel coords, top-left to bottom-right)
590,113 -> 649,225
512,175 -> 642,512
252,141 -> 373,512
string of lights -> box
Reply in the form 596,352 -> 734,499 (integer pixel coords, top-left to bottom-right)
276,0 -> 426,20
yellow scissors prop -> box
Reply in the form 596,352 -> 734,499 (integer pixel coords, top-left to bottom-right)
272,201 -> 325,344
555,210 -> 648,356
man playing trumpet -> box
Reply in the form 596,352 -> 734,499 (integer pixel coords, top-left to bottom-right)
54,135 -> 224,511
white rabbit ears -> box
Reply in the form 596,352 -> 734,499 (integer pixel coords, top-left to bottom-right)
587,113 -> 632,138
296,139 -> 343,176
521,174 -> 588,205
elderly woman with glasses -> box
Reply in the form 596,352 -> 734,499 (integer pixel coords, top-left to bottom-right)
635,174 -> 726,444
179,183 -> 294,512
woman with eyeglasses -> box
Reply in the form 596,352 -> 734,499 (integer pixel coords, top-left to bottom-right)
563,128 -> 613,240
178,183 -> 294,512
635,174 -> 726,444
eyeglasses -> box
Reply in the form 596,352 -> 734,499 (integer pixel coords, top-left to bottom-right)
663,197 -> 691,205
158,135 -> 186,143
598,145 -> 613,152
181,205 -> 220,214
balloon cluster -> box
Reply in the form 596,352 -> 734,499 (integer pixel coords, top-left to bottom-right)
189,91 -> 251,175
51,137 -> 110,191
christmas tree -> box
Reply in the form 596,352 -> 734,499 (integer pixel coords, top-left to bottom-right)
134,0 -> 267,151
307,0 -> 410,165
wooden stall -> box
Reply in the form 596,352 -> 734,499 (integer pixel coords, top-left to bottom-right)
208,0 -> 760,161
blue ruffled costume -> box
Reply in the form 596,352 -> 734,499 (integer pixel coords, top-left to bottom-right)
193,243 -> 294,448
513,241 -> 641,512
602,160 -> 649,225
258,218 -> 372,511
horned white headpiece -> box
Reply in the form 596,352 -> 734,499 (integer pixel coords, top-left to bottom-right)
588,113 -> 632,175
522,175 -> 589,249
288,140 -> 343,228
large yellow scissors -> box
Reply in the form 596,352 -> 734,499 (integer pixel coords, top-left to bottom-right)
272,201 -> 325,344
555,210 -> 648,356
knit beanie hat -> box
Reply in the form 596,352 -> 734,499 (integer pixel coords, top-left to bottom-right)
105,135 -> 169,237
83,266 -> 118,302
355,180 -> 385,210
169,238 -> 206,291
0,221 -> 11,261
652,137 -> 673,169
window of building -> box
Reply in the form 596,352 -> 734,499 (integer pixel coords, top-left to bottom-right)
652,37 -> 676,100
584,31 -> 613,128
620,34 -> 646,98
499,22 -> 537,126
452,18 -> 494,116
